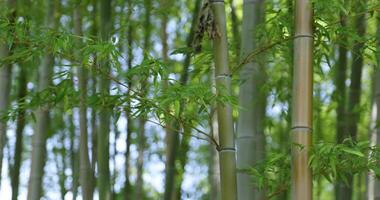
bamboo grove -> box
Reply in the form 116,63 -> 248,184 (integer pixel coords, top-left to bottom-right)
1,0 -> 380,199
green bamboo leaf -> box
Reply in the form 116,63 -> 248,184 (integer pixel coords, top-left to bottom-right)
341,147 -> 365,157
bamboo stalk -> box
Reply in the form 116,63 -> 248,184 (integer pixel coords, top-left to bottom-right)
97,0 -> 112,198
367,10 -> 380,200
237,0 -> 266,199
291,0 -> 313,199
374,11 -> 380,200
27,1 -> 57,199
74,2 -> 94,199
0,0 -> 16,188
211,1 -> 237,200
124,1 -> 134,199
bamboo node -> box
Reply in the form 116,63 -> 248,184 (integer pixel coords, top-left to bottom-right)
236,136 -> 256,140
294,34 -> 313,39
291,126 -> 313,132
215,73 -> 232,79
243,0 -> 261,4
217,147 -> 236,152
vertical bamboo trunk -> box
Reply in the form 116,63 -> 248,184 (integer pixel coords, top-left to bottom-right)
10,2 -> 29,199
27,1 -> 56,199
97,0 -> 112,199
291,0 -> 313,199
175,127 -> 191,200
56,129 -> 68,200
0,0 -> 16,187
111,122 -> 120,200
69,114 -> 79,199
124,1 -> 134,199
228,0 -> 240,58
161,0 -> 174,198
11,64 -> 27,200
346,0 -> 366,141
334,6 -> 349,199
343,1 -> 366,198
209,64 -> 221,200
314,86 -> 323,200
237,0 -> 266,199
173,1 -> 202,199
368,12 -> 380,200
211,1 -> 237,200
135,118 -> 145,199
284,0 -> 294,153
124,102 -> 132,200
374,12 -> 380,200
279,2 -> 294,199
160,1 -> 181,199
335,8 -> 348,145
90,0 -> 98,175
135,0 -> 152,198
74,2 -> 94,199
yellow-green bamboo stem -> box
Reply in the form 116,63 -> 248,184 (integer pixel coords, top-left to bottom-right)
211,1 -> 237,200
291,0 -> 313,199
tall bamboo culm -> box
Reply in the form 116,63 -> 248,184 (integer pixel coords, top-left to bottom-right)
0,0 -> 16,188
27,1 -> 57,199
374,12 -> 380,200
368,12 -> 380,200
210,1 -> 237,200
74,2 -> 94,199
237,0 -> 266,199
291,0 -> 313,199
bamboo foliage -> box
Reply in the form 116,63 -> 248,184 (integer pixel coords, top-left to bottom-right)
210,1 -> 237,200
291,0 -> 313,199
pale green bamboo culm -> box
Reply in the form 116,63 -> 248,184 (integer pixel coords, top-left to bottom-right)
374,12 -> 380,200
27,1 -> 57,199
291,0 -> 313,199
237,0 -> 266,199
210,1 -> 237,200
73,1 -> 94,200
367,11 -> 380,200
